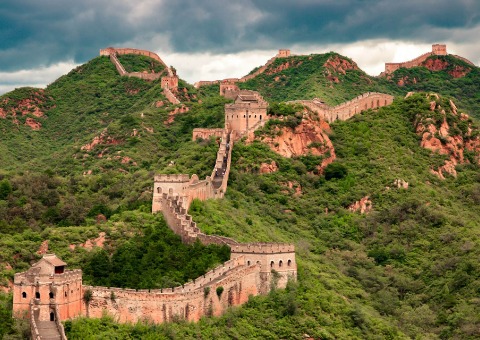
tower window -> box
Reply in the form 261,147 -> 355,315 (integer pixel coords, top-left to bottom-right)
22,292 -> 27,299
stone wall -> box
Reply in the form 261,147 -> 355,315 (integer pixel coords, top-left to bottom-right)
291,92 -> 394,123
195,49 -> 291,89
100,47 -> 171,75
101,47 -> 181,103
83,256 -> 265,323
225,91 -> 269,137
192,128 -> 224,141
13,269 -> 83,321
383,44 -> 465,74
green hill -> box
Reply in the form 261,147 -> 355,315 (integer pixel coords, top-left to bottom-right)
0,52 -> 480,339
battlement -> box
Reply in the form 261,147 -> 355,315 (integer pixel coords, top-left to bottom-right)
231,243 -> 295,254
432,44 -> 447,55
290,92 -> 394,123
154,174 -> 191,183
192,128 -> 224,141
383,44 -> 463,75
277,49 -> 291,58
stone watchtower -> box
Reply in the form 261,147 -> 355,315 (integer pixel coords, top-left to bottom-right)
13,254 -> 83,322
225,90 -> 268,138
432,44 -> 447,56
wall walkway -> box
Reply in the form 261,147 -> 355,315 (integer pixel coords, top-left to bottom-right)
291,92 -> 394,123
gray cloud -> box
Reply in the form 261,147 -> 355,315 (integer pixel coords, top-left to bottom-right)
0,0 -> 479,74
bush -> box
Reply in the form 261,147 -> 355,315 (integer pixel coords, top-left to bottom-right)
324,162 -> 348,180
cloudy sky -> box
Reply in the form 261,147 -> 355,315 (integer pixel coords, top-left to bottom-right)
1,0 -> 479,94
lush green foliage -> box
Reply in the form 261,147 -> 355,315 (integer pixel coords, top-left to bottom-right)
82,217 -> 230,289
1,52 -> 480,339
117,54 -> 166,74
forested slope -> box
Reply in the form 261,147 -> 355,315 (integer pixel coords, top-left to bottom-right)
0,52 -> 479,339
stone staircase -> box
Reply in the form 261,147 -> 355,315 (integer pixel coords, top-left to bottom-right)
36,321 -> 62,340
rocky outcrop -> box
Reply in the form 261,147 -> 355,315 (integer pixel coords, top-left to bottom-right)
0,89 -> 54,130
81,129 -> 122,151
422,58 -> 471,78
69,232 -> 106,251
164,105 -> 189,125
257,116 -> 335,173
36,240 -> 49,255
414,95 -> 480,179
259,161 -> 279,174
348,196 -> 372,214
323,55 -> 359,75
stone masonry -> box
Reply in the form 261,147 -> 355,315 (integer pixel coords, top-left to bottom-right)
100,47 -> 180,104
291,92 -> 394,123
383,44 -> 475,75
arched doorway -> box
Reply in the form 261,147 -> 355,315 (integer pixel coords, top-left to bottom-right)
50,312 -> 55,321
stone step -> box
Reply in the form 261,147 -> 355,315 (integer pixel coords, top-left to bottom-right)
35,321 -> 61,339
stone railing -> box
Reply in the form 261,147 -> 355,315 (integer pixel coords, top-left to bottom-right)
163,87 -> 181,104
290,92 -> 394,123
55,304 -> 68,340
30,301 -> 41,340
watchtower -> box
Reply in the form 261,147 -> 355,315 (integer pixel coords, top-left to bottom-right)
13,254 -> 83,321
432,44 -> 447,56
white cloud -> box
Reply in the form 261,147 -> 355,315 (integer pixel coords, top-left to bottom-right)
1,39 -> 477,96
0,61 -> 79,95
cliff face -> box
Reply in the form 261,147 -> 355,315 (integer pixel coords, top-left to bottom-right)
422,58 -> 471,78
413,94 -> 480,179
257,115 -> 336,173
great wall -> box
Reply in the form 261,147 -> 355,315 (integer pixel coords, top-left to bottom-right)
383,44 -> 475,75
12,46 -> 404,339
100,47 -> 181,104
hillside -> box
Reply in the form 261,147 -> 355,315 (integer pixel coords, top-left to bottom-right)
1,51 -> 480,339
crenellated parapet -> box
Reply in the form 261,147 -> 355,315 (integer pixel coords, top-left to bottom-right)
291,92 -> 394,123
383,44 -> 476,75
100,47 -> 180,103
194,49 -> 291,90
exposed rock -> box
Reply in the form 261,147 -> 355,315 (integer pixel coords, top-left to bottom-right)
70,232 -> 106,251
258,116 -> 335,173
81,129 -> 122,151
323,55 -> 358,75
37,240 -> 49,255
164,105 -> 189,125
259,161 -> 278,174
449,65 -> 470,78
394,179 -> 409,189
414,95 -> 480,179
266,60 -> 303,75
25,117 -> 41,130
423,58 -> 449,71
348,196 -> 372,214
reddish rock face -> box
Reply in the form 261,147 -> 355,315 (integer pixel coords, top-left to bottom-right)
164,105 -> 189,125
422,58 -> 471,78
37,240 -> 49,255
81,129 -> 123,151
266,60 -> 303,75
423,58 -> 449,71
257,115 -> 336,173
414,95 -> 480,179
25,117 -> 41,130
259,161 -> 278,174
448,65 -> 470,78
348,196 -> 372,214
323,55 -> 359,75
